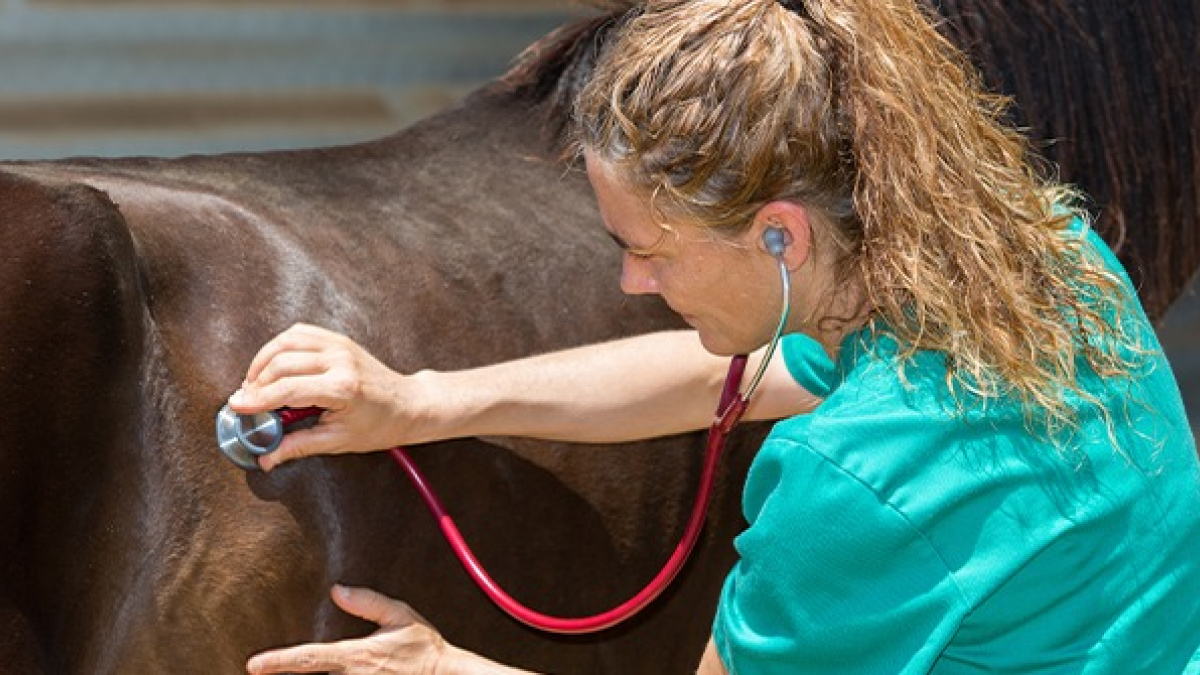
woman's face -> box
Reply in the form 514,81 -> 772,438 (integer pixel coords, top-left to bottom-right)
585,154 -> 787,356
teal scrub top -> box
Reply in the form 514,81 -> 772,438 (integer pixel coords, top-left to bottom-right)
713,223 -> 1200,673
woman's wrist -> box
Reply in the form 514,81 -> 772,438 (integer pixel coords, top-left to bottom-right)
400,368 -> 494,446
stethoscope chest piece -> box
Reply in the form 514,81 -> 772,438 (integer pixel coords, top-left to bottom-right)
215,404 -> 284,471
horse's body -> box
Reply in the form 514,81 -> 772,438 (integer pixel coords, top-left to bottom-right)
0,75 -> 765,673
0,2 -> 1196,674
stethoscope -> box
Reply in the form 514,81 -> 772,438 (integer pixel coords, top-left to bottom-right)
215,227 -> 792,633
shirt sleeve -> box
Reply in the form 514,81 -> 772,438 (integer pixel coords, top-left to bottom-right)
779,333 -> 838,398
712,435 -> 968,674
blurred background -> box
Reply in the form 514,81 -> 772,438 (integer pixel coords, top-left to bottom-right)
0,0 -> 584,158
0,0 -> 1195,432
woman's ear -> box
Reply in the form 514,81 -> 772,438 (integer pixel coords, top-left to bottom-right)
750,200 -> 813,269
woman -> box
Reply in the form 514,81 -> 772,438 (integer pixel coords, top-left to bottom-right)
233,0 -> 1200,672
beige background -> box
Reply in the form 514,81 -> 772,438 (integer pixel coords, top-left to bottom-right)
0,0 -> 584,157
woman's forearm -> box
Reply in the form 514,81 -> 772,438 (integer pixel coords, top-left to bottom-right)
409,329 -> 815,445
412,330 -> 728,443
229,324 -> 817,462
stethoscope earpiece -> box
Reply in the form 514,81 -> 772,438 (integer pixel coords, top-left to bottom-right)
762,226 -> 790,259
739,227 -> 793,400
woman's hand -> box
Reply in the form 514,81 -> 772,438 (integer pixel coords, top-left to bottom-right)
246,586 -> 536,675
227,323 -> 433,471
245,585 -> 450,674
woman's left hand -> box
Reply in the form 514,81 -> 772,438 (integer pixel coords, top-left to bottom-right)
246,585 -> 449,674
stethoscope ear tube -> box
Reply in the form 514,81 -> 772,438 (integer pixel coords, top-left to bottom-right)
390,354 -> 751,634
741,257 -> 791,400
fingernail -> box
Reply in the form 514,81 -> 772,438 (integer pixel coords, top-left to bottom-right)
228,389 -> 245,406
334,584 -> 352,599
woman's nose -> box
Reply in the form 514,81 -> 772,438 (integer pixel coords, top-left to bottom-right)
620,255 -> 660,295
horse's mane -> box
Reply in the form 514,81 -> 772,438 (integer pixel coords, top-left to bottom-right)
497,0 -> 1199,319
937,0 -> 1199,319
499,7 -> 630,144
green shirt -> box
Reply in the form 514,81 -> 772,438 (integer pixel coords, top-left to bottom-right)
713,224 -> 1200,673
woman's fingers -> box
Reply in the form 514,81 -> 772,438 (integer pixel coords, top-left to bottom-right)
243,323 -> 343,386
232,326 -> 366,415
254,350 -> 331,389
256,422 -> 350,472
230,372 -> 350,416
332,585 -> 425,629
246,643 -> 349,674
244,587 -> 446,675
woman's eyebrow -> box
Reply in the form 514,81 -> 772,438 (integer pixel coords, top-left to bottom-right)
607,227 -> 671,256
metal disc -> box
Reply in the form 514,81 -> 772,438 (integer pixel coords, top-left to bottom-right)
215,404 -> 263,471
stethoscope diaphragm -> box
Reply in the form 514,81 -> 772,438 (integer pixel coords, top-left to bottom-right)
215,404 -> 285,470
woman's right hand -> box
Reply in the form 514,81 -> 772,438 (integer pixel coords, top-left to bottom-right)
227,323 -> 435,471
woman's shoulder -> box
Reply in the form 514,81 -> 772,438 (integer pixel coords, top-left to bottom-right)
764,348 -> 1017,514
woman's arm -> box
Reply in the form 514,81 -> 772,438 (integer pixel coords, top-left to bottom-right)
421,328 -> 814,443
229,324 -> 817,470
696,638 -> 729,675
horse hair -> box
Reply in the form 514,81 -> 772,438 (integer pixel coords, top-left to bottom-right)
937,0 -> 1199,319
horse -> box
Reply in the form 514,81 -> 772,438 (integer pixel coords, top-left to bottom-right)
0,1 -> 1196,673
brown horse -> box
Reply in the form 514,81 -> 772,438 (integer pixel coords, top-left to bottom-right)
0,2 -> 1196,673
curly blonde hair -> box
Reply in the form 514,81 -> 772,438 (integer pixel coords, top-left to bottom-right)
573,0 -> 1148,436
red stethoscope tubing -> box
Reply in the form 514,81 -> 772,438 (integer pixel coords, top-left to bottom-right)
276,354 -> 749,634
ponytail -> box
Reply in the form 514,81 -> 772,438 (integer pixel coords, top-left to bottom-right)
797,0 -> 1145,434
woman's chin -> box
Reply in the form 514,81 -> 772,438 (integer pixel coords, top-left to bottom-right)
694,327 -> 756,358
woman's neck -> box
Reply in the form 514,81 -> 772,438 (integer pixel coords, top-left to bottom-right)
795,265 -> 872,361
